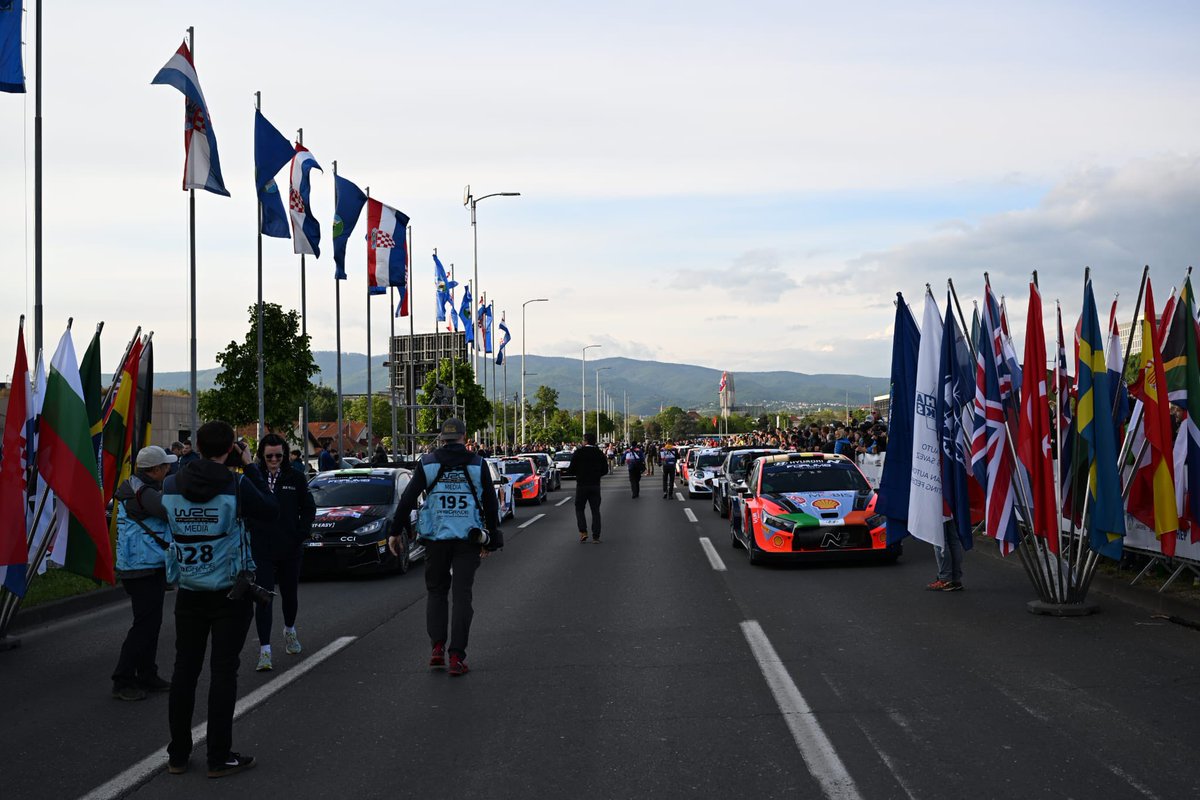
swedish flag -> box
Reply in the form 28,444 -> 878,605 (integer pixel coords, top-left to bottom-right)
1077,280 -> 1125,559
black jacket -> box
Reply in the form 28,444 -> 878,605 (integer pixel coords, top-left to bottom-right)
569,446 -> 609,486
248,466 -> 317,560
393,442 -> 502,549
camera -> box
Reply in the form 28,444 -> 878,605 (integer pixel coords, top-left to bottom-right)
227,570 -> 275,605
468,528 -> 491,547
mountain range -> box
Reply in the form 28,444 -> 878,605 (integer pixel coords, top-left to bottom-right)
156,352 -> 889,416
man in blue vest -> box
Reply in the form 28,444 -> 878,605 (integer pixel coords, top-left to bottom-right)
389,417 -> 501,677
162,421 -> 278,778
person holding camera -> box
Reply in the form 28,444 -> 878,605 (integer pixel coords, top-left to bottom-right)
388,418 -> 501,677
249,433 -> 316,672
162,421 -> 279,778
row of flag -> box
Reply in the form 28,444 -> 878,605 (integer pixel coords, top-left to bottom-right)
0,322 -> 153,600
878,269 -> 1196,568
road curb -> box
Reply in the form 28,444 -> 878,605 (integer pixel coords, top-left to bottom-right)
8,585 -> 127,633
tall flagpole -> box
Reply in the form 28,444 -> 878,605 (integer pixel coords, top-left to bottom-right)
255,92 -> 265,440
333,161 -> 344,462
297,127 -> 309,462
365,186 -> 372,458
434,250 -> 442,416
188,27 -> 199,441
32,0 -> 43,359
407,224 -> 414,450
481,292 -> 488,447
491,305 -> 498,448
389,283 -> 398,459
449,263 -> 456,416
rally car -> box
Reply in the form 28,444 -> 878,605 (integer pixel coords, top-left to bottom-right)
554,451 -> 574,479
485,458 -> 517,522
730,453 -> 898,565
302,468 -> 426,577
497,457 -> 547,505
519,452 -> 562,491
711,448 -> 783,517
685,447 -> 726,498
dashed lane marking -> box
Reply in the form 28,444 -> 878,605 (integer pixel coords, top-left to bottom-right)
80,635 -> 357,800
518,514 -> 546,529
698,537 -> 727,571
683,508 -> 698,523
556,496 -> 572,507
675,492 -> 684,501
740,621 -> 862,800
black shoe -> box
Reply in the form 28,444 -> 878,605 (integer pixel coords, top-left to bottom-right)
112,685 -> 147,702
167,757 -> 189,775
592,536 -> 601,543
208,752 -> 255,778
138,675 -> 172,692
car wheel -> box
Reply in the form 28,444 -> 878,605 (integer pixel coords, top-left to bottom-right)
747,536 -> 762,565
393,531 -> 411,575
719,497 -> 730,519
730,526 -> 743,550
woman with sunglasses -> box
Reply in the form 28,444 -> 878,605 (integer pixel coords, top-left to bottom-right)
248,433 -> 316,671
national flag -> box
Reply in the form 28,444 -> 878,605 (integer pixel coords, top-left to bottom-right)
496,315 -> 512,365
331,175 -> 367,279
0,0 -> 24,93
936,292 -> 975,552
906,292 -> 945,547
1162,277 -> 1200,539
998,295 -> 1023,399
101,338 -> 142,505
1077,280 -> 1126,559
254,110 -> 295,239
1107,298 -> 1131,434
434,254 -> 457,323
719,371 -> 728,392
460,285 -> 475,346
1054,303 -> 1072,454
289,144 -> 323,257
971,286 -> 1021,554
1128,279 -> 1178,555
365,199 -> 410,316
483,303 -> 495,354
151,41 -> 230,196
26,352 -> 54,575
39,329 -> 113,584
876,293 -> 920,544
0,323 -> 30,596
79,328 -> 103,473
478,295 -> 488,351
1016,283 -> 1058,553
131,338 -> 154,457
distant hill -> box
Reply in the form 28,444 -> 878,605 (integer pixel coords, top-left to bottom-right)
158,352 -> 888,416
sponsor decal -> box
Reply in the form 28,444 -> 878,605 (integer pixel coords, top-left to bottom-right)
316,505 -> 372,519
811,498 -> 841,511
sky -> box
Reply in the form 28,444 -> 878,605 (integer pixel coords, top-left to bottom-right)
2,1 -> 1200,384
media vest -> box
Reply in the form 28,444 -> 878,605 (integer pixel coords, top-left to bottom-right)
115,476 -> 173,574
161,472 -> 253,592
415,458 -> 485,541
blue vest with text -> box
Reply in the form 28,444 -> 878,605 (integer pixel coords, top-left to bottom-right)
416,458 -> 485,541
115,477 -> 173,573
161,473 -> 253,591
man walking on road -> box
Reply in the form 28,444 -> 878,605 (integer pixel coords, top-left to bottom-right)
570,432 -> 609,542
625,442 -> 645,498
927,520 -> 965,592
660,441 -> 678,498
388,418 -> 502,677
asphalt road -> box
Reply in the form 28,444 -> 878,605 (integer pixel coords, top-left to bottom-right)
3,468 -> 1200,799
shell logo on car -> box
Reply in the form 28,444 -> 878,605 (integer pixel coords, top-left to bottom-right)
811,498 -> 840,511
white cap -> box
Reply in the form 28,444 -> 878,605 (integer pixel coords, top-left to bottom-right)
135,445 -> 178,469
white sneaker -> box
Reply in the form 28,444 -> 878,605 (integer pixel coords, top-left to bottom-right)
284,629 -> 302,655
256,650 -> 272,672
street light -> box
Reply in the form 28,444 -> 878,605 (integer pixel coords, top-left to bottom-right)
464,186 -> 520,391
581,344 -> 601,439
521,298 -> 549,446
595,366 -> 612,443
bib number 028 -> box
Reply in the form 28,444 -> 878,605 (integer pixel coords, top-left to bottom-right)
175,544 -> 215,565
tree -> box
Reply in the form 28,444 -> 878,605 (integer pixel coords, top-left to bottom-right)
309,384 -> 337,422
199,303 -> 318,436
346,394 -> 392,424
533,385 -> 559,416
417,358 -> 491,436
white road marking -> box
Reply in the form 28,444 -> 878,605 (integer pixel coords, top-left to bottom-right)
698,537 -> 727,571
1107,765 -> 1162,800
556,496 -> 572,507
683,508 -> 698,523
740,620 -> 862,800
823,675 -> 917,800
518,514 -> 545,529
80,636 -> 357,800
675,492 -> 684,501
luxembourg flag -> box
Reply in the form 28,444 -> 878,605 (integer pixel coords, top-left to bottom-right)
365,199 -> 410,316
151,41 -> 230,196
289,145 -> 323,257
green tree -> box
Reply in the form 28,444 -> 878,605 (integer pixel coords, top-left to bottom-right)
199,303 -> 318,435
309,384 -> 337,422
346,394 -> 392,424
417,359 -> 491,436
533,385 -> 559,416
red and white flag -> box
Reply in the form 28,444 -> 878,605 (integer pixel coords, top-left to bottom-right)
0,323 -> 30,597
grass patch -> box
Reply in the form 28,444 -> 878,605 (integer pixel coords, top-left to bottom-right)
20,568 -> 106,609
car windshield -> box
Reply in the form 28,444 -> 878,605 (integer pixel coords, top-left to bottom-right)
502,461 -> 532,475
523,455 -> 549,468
759,462 -> 868,494
697,453 -> 723,468
729,451 -> 779,476
310,476 -> 394,507
554,452 -> 571,461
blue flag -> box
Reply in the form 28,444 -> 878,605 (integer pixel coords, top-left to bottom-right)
483,303 -> 495,354
332,175 -> 366,280
496,315 -> 511,365
876,293 -> 920,544
936,292 -> 974,551
254,110 -> 294,239
434,254 -> 457,323
0,1 -> 24,93
460,285 -> 474,346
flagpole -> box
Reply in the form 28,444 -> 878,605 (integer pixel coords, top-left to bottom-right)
297,128 -> 309,462
1054,300 -> 1068,602
32,0 -> 43,360
390,284 -> 398,459
255,92 -> 266,441
187,27 -> 199,444
365,186 -> 372,458
1028,272 -> 1064,602
449,263 -> 456,419
333,161 -> 344,463
406,224 -> 414,452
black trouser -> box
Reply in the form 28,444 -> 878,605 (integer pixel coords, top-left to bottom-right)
662,465 -> 676,495
575,484 -> 602,536
168,589 -> 254,767
112,569 -> 167,689
629,467 -> 643,497
253,554 -> 301,646
423,539 -> 481,657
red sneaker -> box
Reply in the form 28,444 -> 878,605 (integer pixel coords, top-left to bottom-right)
429,642 -> 446,668
925,579 -> 950,591
448,653 -> 469,677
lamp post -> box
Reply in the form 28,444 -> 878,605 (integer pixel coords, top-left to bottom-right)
581,344 -> 601,440
464,186 -> 520,388
595,366 -> 612,442
521,298 -> 549,446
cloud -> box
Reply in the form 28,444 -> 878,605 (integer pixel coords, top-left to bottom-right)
540,334 -> 663,361
673,250 -> 798,296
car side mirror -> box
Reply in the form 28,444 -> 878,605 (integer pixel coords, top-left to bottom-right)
499,476 -> 509,484
736,486 -> 749,495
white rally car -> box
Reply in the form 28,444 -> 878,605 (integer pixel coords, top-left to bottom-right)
685,447 -> 726,498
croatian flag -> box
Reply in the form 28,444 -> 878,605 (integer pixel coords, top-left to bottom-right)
719,371 -> 728,392
151,41 -> 229,196
289,145 -> 322,257
496,315 -> 511,365
365,199 -> 410,316
0,323 -> 29,596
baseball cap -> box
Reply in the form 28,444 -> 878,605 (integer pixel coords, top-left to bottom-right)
438,417 -> 467,440
136,445 -> 178,469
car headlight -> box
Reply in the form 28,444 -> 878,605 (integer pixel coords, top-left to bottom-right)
357,518 -> 385,536
763,514 -> 796,533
